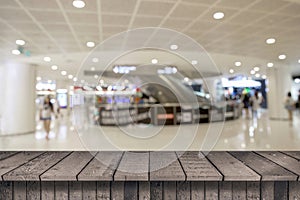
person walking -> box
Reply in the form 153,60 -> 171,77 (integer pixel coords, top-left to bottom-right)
242,91 -> 251,119
40,96 -> 54,140
250,91 -> 262,119
284,92 -> 295,123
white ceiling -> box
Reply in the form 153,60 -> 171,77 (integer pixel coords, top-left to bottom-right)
0,0 -> 299,81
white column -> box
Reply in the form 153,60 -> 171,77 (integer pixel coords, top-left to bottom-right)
0,62 -> 36,135
267,65 -> 292,120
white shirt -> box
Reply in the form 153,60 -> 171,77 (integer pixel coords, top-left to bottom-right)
251,96 -> 262,111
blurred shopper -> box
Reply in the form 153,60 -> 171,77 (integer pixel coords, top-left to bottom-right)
242,91 -> 251,119
250,91 -> 262,119
284,92 -> 295,122
40,96 -> 54,140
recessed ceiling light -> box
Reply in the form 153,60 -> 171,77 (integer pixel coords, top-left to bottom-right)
184,77 -> 189,82
250,70 -> 255,75
255,73 -> 261,78
229,69 -> 234,74
262,75 -> 267,79
151,58 -> 158,64
191,60 -> 198,65
73,77 -> 78,82
94,75 -> 99,79
298,59 -> 300,63
61,71 -> 67,76
278,54 -> 286,60
295,78 -> 300,84
44,56 -> 51,62
36,76 -> 42,81
11,49 -> 21,55
213,12 -> 225,20
266,38 -> 276,44
267,62 -> 274,68
16,39 -> 25,46
51,65 -> 58,70
234,61 -> 242,67
254,67 -> 260,71
170,44 -> 178,50
72,0 -> 85,8
86,41 -> 95,47
100,79 -> 104,84
68,75 -> 73,79
91,67 -> 95,71
92,58 -> 99,63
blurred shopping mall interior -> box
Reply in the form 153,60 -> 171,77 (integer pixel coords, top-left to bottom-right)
0,0 -> 299,150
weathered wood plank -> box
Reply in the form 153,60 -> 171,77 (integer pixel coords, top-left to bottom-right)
41,152 -> 95,181
13,181 -> 26,200
97,181 -> 110,200
191,181 -> 204,200
205,181 -> 218,200
41,181 -> 55,200
163,181 -> 176,200
289,181 -> 300,200
3,152 -> 70,181
69,182 -> 82,200
83,181 -> 96,200
124,181 -> 138,200
207,152 -> 260,181
274,181 -> 288,200
176,151 -> 222,181
139,181 -> 150,200
0,152 -> 18,161
231,152 -> 297,181
150,181 -> 162,200
232,181 -> 246,200
150,152 -> 185,181
282,152 -> 300,160
55,181 -> 68,200
111,181 -> 124,200
114,152 -> 148,181
0,152 -> 43,178
261,182 -> 274,200
257,151 -> 300,179
0,181 -> 12,199
177,181 -> 190,200
78,151 -> 123,181
26,181 -> 40,200
219,181 -> 232,200
246,181 -> 260,200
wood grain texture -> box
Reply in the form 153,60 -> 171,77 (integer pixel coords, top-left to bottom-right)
191,181 -> 204,200
219,181 -> 232,200
205,181 -> 218,200
177,151 -> 222,181
282,152 -> 300,160
0,152 -> 43,179
139,181 -> 150,200
111,181 -> 124,200
55,181 -> 68,200
114,152 -> 148,181
231,152 -> 297,181
150,152 -> 185,181
83,181 -> 96,200
78,151 -> 123,181
246,182 -> 260,200
13,181 -> 26,200
0,181 -> 12,199
26,181 -> 40,200
0,152 -> 18,161
257,151 -> 300,179
274,181 -> 288,200
3,152 -> 70,181
207,152 -> 260,181
163,181 -> 176,200
41,152 -> 95,181
97,181 -> 110,200
69,181 -> 82,200
41,181 -> 55,200
177,181 -> 190,200
289,181 -> 300,200
124,181 -> 138,200
150,181 -> 162,200
261,182 -> 274,200
232,181 -> 246,200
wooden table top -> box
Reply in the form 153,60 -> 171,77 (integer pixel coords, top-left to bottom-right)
0,151 -> 299,181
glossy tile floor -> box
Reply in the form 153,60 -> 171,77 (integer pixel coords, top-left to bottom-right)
0,109 -> 299,151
